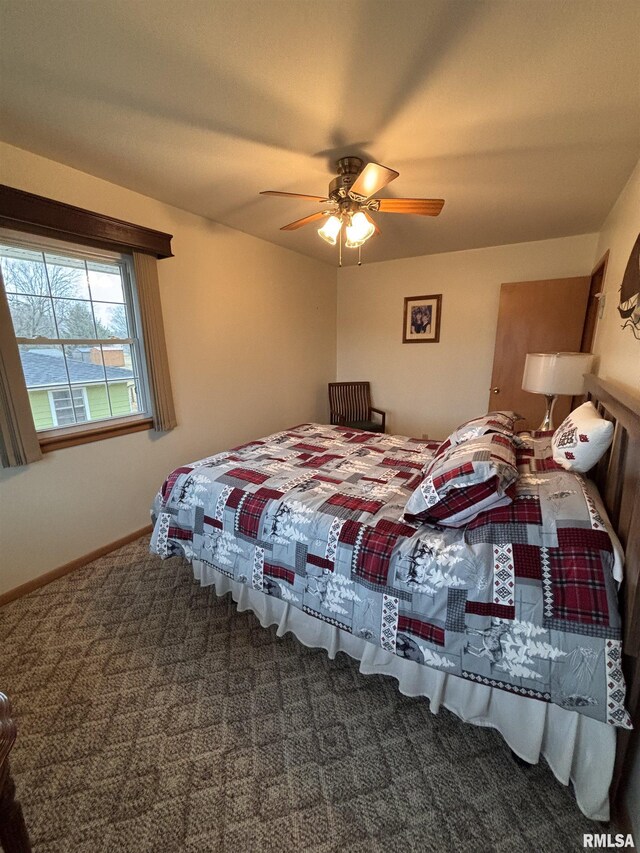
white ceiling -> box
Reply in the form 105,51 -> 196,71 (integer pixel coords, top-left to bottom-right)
1,0 -> 639,267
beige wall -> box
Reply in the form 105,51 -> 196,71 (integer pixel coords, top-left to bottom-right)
0,142 -> 337,596
591,158 -> 640,393
589,157 -> 640,838
337,234 -> 599,439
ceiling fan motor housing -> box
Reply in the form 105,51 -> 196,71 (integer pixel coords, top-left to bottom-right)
329,156 -> 364,201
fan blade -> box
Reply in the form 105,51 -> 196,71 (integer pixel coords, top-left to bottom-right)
260,191 -> 328,202
376,198 -> 445,216
362,211 -> 381,236
280,211 -> 329,231
349,162 -> 399,202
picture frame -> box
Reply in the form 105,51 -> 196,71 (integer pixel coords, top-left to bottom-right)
402,294 -> 442,343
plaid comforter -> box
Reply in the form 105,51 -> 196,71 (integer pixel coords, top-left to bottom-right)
150,423 -> 631,728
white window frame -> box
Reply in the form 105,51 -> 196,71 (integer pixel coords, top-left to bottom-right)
0,228 -> 152,440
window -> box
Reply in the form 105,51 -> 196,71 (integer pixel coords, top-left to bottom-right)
50,388 -> 88,426
0,231 -> 150,438
0,185 -> 174,467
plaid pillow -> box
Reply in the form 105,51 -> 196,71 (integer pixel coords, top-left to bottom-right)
405,432 -> 519,527
435,411 -> 522,457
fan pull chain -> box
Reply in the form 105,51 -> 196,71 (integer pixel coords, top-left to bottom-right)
339,231 -> 342,267
358,245 -> 362,266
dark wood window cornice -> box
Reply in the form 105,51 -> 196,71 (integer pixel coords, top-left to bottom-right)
0,184 -> 173,259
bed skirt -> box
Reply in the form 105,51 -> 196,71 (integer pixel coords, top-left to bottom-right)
191,559 -> 615,821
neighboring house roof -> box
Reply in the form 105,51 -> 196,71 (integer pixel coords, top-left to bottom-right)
21,350 -> 133,388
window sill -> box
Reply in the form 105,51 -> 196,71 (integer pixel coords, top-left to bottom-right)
39,416 -> 153,452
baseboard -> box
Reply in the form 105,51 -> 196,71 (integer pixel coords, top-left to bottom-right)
0,524 -> 153,607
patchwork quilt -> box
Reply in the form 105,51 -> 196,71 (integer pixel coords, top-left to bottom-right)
150,423 -> 631,728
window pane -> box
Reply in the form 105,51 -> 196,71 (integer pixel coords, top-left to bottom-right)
53,298 -> 97,339
128,381 -> 141,414
44,254 -> 91,300
0,251 -> 50,296
87,265 -> 125,303
93,302 -> 129,338
84,383 -> 111,421
64,344 -> 107,386
70,387 -> 88,422
107,379 -> 140,417
19,344 -> 68,390
102,343 -> 134,372
8,293 -> 56,338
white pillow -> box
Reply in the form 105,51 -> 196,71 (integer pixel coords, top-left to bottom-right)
552,402 -> 614,473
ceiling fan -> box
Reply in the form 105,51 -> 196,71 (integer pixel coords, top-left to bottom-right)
260,157 -> 444,261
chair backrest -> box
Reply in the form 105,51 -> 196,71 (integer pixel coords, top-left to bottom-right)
328,382 -> 371,423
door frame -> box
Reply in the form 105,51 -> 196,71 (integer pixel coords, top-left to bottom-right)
581,250 -> 609,353
571,251 -> 609,410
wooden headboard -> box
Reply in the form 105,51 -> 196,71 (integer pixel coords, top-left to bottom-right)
583,375 -> 640,815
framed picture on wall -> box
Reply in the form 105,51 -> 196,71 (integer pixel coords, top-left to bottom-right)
402,294 -> 442,343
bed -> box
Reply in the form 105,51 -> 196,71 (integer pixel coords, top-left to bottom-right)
149,375 -> 639,823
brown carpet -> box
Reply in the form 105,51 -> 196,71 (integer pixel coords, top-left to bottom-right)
0,536 -> 600,852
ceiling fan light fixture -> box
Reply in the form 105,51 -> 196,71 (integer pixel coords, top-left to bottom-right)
318,214 -> 342,245
261,157 -> 444,264
345,211 -> 375,248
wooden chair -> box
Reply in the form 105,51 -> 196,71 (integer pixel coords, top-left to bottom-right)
328,382 -> 386,433
0,694 -> 32,853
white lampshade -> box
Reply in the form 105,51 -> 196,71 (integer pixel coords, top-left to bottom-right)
522,352 -> 594,395
345,211 -> 375,248
318,215 -> 342,245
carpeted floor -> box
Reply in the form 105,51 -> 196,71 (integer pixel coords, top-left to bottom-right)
0,536 -> 601,852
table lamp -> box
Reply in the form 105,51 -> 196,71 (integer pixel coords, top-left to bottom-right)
522,352 -> 594,431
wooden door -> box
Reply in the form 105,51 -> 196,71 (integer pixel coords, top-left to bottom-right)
488,277 -> 590,430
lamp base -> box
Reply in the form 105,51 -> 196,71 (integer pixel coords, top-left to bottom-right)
537,394 -> 558,431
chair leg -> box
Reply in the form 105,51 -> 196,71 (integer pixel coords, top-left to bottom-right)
0,761 -> 32,853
